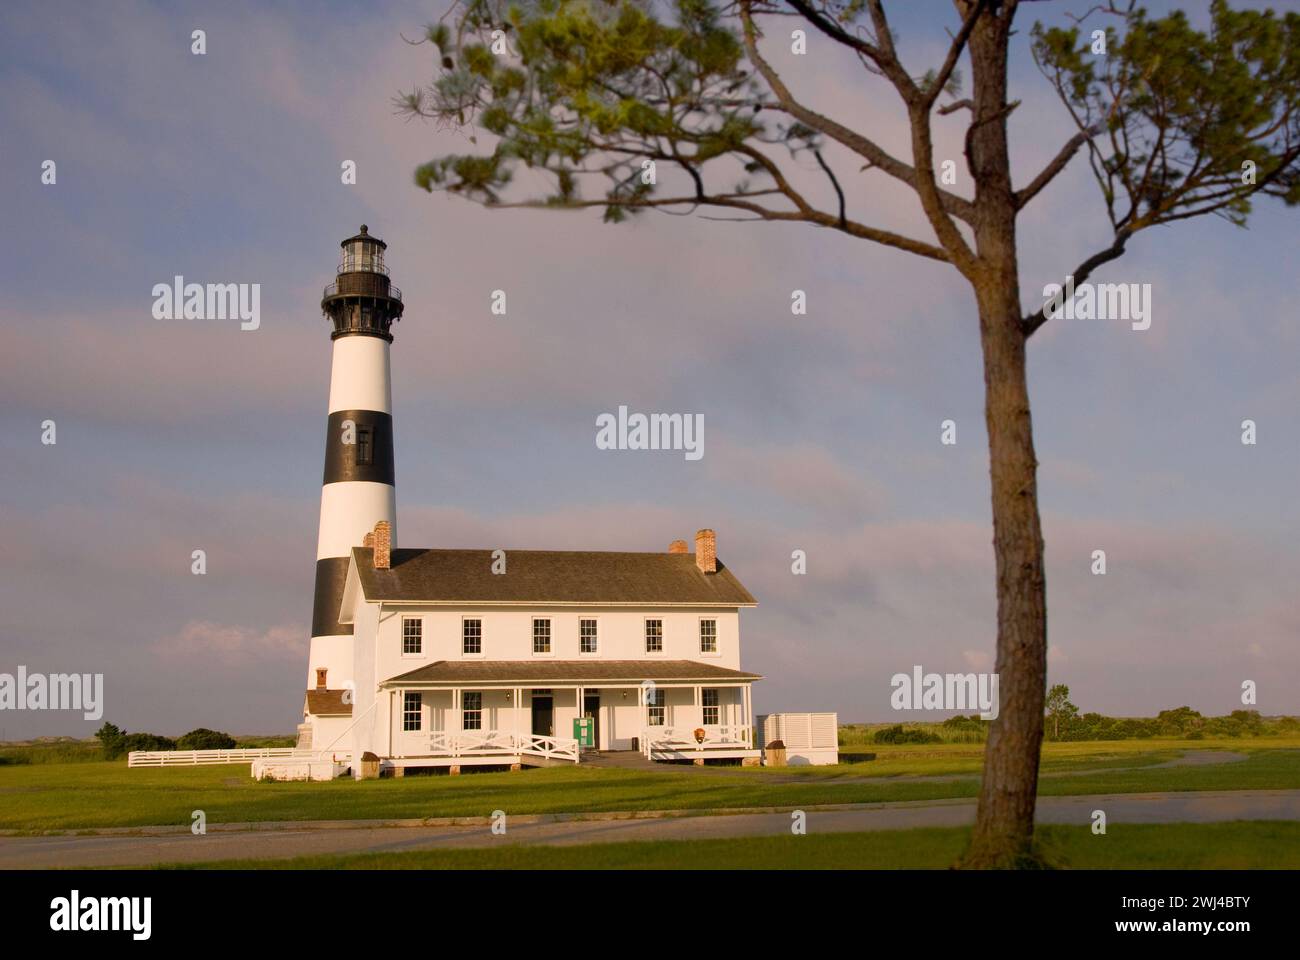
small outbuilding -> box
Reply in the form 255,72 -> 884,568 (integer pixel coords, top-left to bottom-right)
758,712 -> 839,766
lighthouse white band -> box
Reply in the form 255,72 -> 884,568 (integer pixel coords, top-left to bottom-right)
316,481 -> 397,560
327,336 -> 393,413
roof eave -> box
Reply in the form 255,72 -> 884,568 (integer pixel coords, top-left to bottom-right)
380,675 -> 762,687
354,598 -> 757,608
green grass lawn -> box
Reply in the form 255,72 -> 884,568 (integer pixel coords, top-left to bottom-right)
2,739 -> 1297,833
788,738 -> 1199,778
157,821 -> 1300,870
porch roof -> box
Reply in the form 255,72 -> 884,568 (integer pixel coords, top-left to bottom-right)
304,688 -> 353,716
383,659 -> 762,687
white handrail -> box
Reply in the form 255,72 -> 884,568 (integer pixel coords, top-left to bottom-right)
128,747 -> 354,767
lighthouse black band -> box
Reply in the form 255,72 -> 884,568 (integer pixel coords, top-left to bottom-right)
312,556 -> 354,638
323,410 -> 394,485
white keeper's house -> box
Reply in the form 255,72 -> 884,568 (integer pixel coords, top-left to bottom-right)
300,227 -> 762,775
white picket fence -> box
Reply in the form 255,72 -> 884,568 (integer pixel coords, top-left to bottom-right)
128,748 -> 351,767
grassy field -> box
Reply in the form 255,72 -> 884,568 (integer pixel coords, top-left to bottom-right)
160,822 -> 1300,870
1,738 -> 1297,833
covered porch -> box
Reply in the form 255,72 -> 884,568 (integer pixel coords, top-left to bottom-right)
379,660 -> 762,768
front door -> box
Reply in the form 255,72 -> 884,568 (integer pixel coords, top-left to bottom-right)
531,696 -> 554,737
583,694 -> 600,750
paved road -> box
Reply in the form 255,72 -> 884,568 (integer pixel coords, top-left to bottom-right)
2,789 -> 1297,868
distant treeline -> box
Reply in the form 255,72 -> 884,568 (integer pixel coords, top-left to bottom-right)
839,702 -> 1299,747
93,722 -> 239,758
0,726 -> 295,765
1046,705 -> 1297,742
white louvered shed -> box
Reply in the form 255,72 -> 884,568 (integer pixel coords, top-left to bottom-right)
757,712 -> 839,765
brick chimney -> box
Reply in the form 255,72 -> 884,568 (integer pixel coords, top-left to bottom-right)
668,539 -> 689,554
373,520 -> 391,570
694,528 -> 716,574
363,531 -> 374,548
315,668 -> 327,691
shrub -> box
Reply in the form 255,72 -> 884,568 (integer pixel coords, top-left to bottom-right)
873,724 -> 942,745
95,723 -> 176,759
95,722 -> 126,759
121,733 -> 176,753
176,728 -> 237,750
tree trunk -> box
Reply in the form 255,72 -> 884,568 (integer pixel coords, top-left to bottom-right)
959,6 -> 1050,869
961,277 -> 1048,868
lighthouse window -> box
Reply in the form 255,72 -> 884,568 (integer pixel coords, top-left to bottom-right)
355,426 -> 372,466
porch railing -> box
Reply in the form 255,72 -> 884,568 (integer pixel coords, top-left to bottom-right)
641,725 -> 754,758
427,730 -> 579,763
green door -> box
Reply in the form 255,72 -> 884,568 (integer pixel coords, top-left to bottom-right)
583,693 -> 600,749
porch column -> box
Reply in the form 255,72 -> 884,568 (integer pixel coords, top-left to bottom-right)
694,685 -> 701,727
515,687 -> 522,744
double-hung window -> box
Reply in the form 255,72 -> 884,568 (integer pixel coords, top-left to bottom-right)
533,618 -> 551,655
579,619 -> 598,654
463,618 -> 482,655
403,692 -> 422,731
644,619 -> 663,653
402,617 -> 422,655
647,689 -> 665,726
462,692 -> 482,730
699,618 -> 718,654
702,688 -> 720,725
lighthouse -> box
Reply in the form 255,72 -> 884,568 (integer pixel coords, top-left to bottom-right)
304,226 -> 404,727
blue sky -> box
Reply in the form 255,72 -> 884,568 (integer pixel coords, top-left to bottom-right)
2,0 -> 1298,737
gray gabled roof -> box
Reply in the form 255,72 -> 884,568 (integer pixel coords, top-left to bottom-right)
351,548 -> 757,607
384,660 -> 762,685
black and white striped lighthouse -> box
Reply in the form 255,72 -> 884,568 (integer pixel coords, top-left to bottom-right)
308,226 -> 404,688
